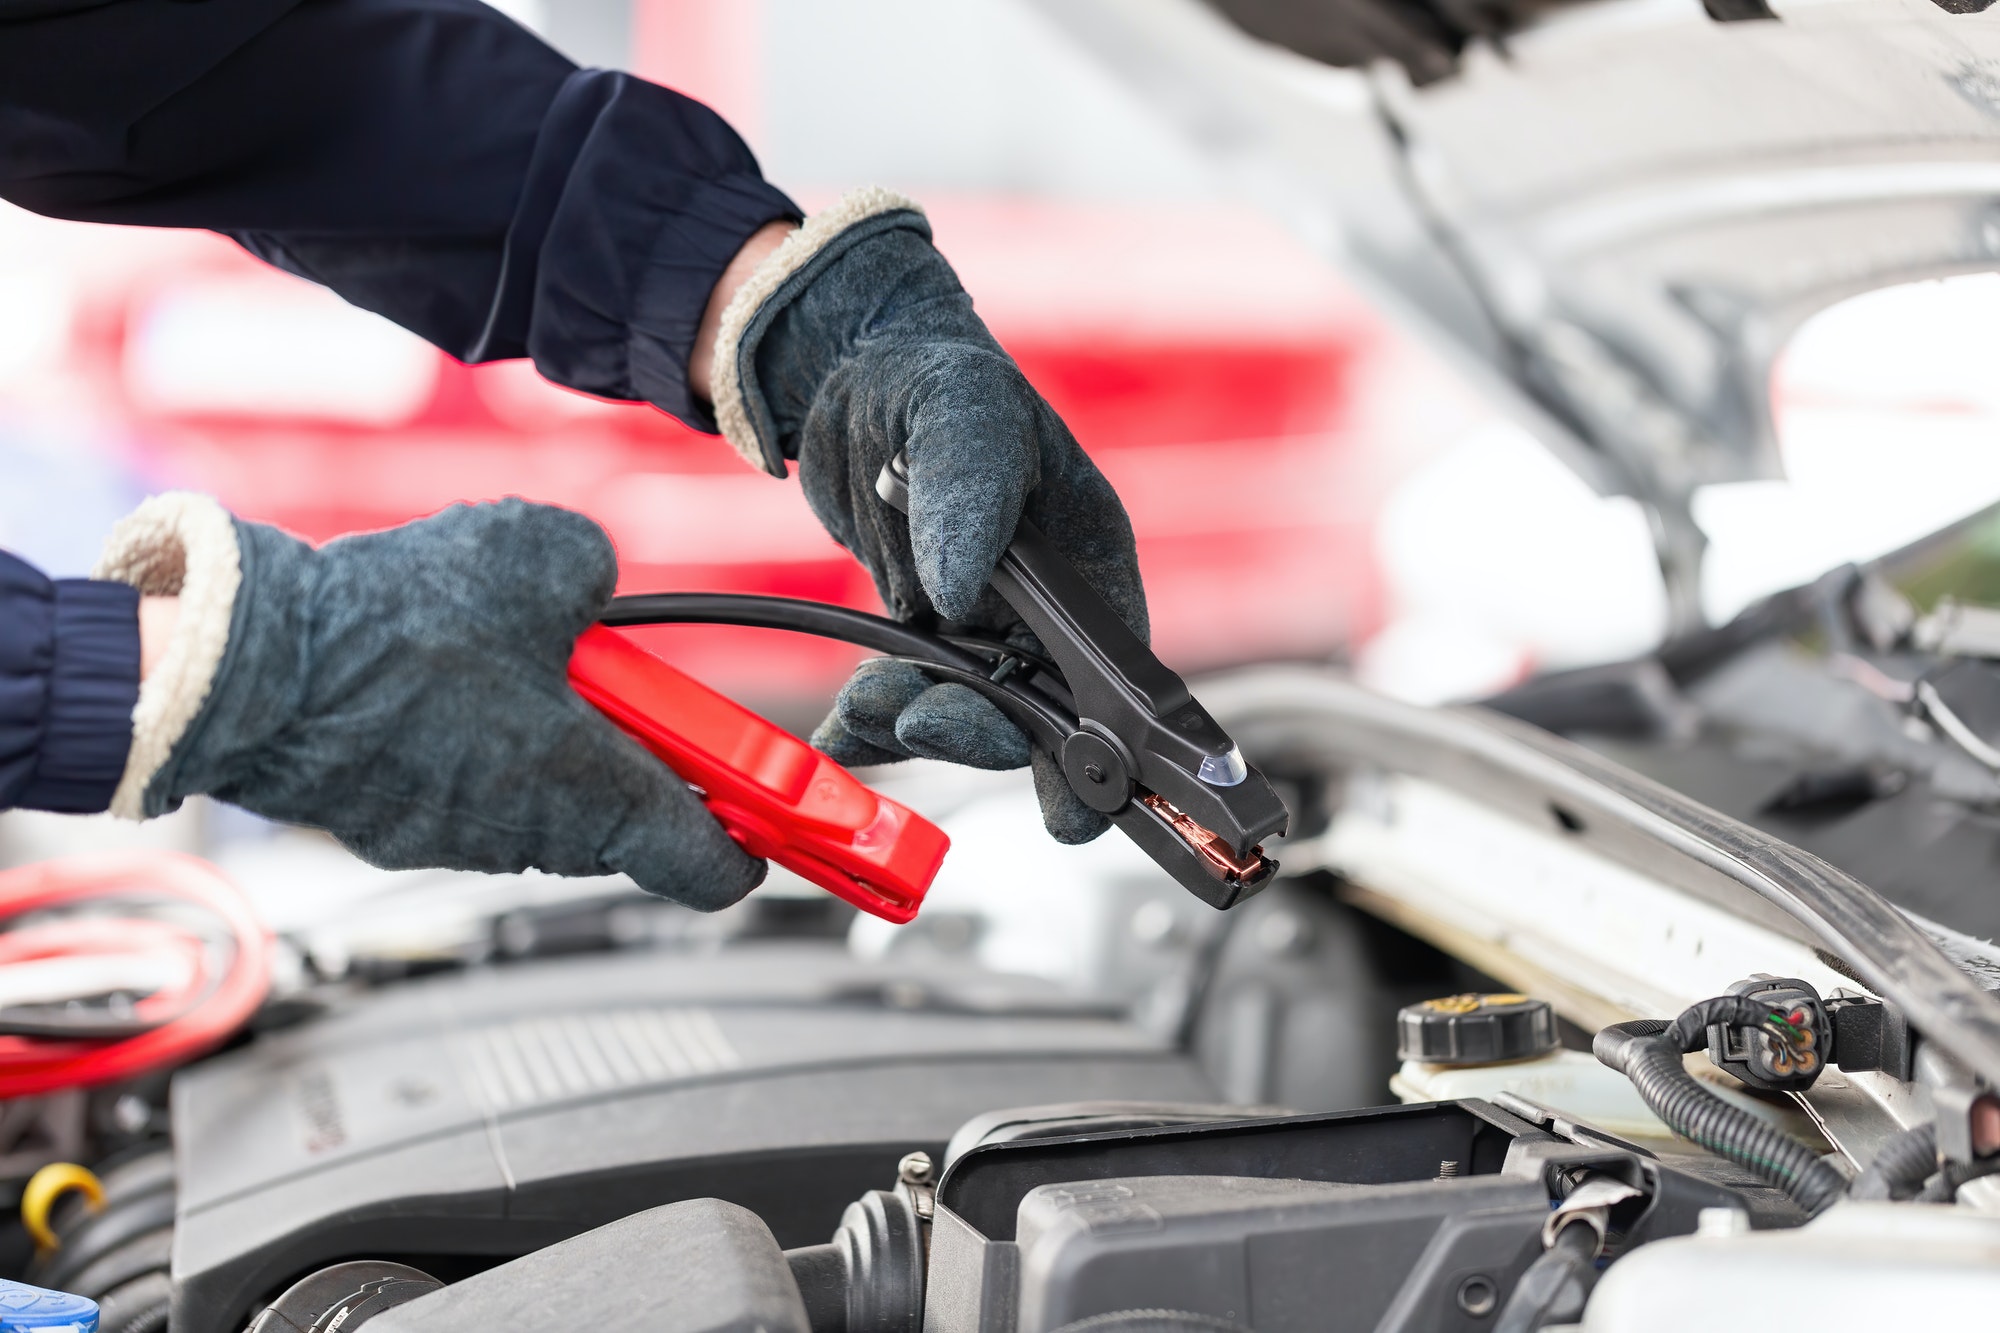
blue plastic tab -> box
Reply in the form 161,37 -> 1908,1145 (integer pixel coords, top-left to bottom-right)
0,1279 -> 99,1333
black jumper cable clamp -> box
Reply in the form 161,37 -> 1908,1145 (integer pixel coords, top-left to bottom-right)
588,452 -> 1290,913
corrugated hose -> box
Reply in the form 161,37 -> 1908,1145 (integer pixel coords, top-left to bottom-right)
1595,998 -> 1849,1216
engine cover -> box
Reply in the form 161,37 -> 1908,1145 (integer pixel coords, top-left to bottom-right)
168,944 -> 1212,1333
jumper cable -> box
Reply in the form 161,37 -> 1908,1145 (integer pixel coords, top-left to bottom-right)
570,453 -> 1289,921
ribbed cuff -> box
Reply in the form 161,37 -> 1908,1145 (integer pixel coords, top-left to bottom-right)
523,71 -> 800,429
625,171 -> 804,431
17,579 -> 139,813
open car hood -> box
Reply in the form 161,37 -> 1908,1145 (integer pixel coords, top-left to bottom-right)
1031,0 -> 2000,624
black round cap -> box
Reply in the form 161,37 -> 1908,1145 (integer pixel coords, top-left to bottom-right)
1396,993 -> 1558,1066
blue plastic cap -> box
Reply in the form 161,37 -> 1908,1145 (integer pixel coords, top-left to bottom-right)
0,1279 -> 100,1333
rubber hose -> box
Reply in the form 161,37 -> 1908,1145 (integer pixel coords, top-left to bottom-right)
108,1300 -> 168,1333
1493,1224 -> 1598,1333
96,1271 -> 172,1333
1596,1011 -> 1849,1215
1850,1122 -> 1937,1202
34,1187 -> 175,1290
785,1243 -> 846,1333
1915,1153 -> 2000,1204
1048,1313 -> 1252,1333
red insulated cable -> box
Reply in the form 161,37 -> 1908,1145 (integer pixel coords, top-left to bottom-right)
0,851 -> 271,1098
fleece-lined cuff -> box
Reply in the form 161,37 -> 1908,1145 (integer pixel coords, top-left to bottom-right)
93,494 -> 243,820
711,187 -> 927,476
15,580 -> 140,813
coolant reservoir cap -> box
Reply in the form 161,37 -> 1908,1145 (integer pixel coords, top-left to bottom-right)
1397,993 -> 1558,1066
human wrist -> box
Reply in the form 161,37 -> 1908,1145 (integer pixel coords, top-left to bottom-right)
689,220 -> 794,406
707,189 -> 933,476
139,596 -> 181,683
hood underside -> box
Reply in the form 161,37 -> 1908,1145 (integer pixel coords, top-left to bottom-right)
1032,0 -> 2000,614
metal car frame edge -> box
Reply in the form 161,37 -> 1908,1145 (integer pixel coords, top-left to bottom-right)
1198,665 -> 2000,1095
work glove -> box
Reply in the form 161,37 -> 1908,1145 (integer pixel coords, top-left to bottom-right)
94,495 -> 764,909
709,189 -> 1148,844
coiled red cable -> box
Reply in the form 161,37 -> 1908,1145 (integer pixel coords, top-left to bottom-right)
0,852 -> 271,1098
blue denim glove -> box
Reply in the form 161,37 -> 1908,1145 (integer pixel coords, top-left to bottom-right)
93,495 -> 763,909
710,190 -> 1148,844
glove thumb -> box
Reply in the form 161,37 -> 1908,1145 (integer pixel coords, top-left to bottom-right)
592,730 -> 768,911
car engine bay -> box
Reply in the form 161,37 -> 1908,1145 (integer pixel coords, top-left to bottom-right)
10,536 -> 2000,1332
11,1 -> 2000,1329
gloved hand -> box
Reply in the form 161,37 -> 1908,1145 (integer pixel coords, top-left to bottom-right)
94,495 -> 764,909
708,189 -> 1148,844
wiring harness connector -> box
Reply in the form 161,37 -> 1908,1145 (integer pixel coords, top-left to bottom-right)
1595,992 -> 1849,1216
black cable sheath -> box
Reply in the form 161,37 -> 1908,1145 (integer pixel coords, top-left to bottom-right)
603,592 -> 1078,746
1596,1003 -> 1849,1215
1493,1223 -> 1597,1333
605,593 -> 968,663
1660,995 -> 1787,1052
1916,1152 -> 2000,1203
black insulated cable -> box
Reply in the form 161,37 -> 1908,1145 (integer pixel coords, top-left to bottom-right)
605,593 -> 967,665
1048,1313 -> 1252,1333
603,593 -> 1078,748
1492,1222 -> 1599,1333
1915,1153 -> 2000,1203
1759,1101 -> 1996,1205
1595,1002 -> 1849,1216
1850,1122 -> 1937,1201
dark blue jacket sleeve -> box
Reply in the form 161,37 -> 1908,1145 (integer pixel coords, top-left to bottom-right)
0,0 -> 799,428
1,552 -> 140,814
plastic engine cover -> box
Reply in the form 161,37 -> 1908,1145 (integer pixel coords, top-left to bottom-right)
168,945 -> 1212,1333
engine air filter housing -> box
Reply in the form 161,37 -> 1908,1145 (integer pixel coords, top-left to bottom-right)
1396,993 -> 1558,1066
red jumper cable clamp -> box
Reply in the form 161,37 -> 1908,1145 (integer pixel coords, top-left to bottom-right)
568,626 -> 948,924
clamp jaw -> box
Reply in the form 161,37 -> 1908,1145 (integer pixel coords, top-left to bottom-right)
875,453 -> 1288,908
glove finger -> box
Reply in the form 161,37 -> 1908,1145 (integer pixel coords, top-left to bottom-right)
828,657 -> 933,756
608,818 -> 768,912
1023,405 -> 1150,642
361,500 -> 619,661
1031,749 -> 1111,845
892,683 -> 1031,771
904,350 -> 1039,621
811,711 -> 907,768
